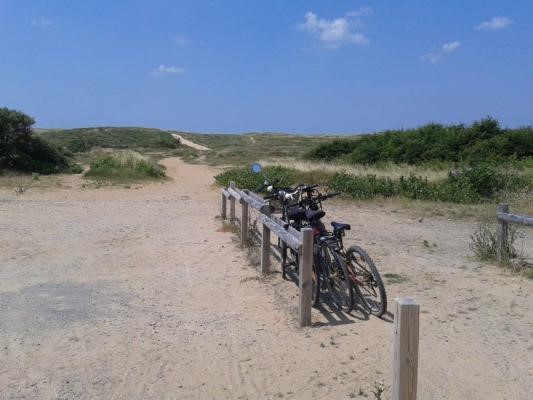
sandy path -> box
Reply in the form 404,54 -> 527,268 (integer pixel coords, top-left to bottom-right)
0,159 -> 532,399
171,134 -> 210,151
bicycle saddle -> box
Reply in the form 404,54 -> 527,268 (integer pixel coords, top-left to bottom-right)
287,207 -> 307,222
306,209 -> 325,221
331,221 -> 351,232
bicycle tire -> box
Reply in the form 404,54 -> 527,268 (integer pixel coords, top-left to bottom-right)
311,260 -> 320,307
281,241 -> 288,279
345,245 -> 387,317
281,240 -> 301,278
319,243 -> 354,312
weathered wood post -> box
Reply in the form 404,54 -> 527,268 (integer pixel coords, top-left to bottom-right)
220,191 -> 227,219
260,206 -> 271,274
298,228 -> 313,328
229,181 -> 236,222
496,203 -> 509,263
240,198 -> 249,246
392,298 -> 420,400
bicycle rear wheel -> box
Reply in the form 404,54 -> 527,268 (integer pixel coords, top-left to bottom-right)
311,260 -> 320,307
319,243 -> 353,312
345,245 -> 387,317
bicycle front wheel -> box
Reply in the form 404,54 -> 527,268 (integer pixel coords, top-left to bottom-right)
345,245 -> 387,317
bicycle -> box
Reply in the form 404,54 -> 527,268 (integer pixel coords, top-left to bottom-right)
251,164 -> 387,316
298,188 -> 387,316
260,182 -> 353,311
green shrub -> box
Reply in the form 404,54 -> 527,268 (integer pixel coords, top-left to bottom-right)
39,127 -> 179,153
214,163 -> 530,205
69,164 -> 84,174
307,117 -> 533,165
304,139 -> 359,160
214,166 -> 295,190
0,108 -> 71,174
328,173 -> 399,199
85,152 -> 165,180
328,164 -> 529,204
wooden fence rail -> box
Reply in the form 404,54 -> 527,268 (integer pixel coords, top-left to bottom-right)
220,181 -> 311,327
496,203 -> 533,262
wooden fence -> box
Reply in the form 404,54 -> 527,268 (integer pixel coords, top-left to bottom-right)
221,181 -> 313,327
496,203 -> 533,262
221,181 -> 420,399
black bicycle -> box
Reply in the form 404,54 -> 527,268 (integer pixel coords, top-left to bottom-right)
298,188 -> 387,316
251,164 -> 386,316
262,183 -> 354,312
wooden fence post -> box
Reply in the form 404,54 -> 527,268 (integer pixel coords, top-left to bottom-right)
496,203 -> 509,263
240,199 -> 249,246
392,298 -> 420,400
221,192 -> 227,219
229,181 -> 236,222
298,228 -> 313,328
261,207 -> 271,274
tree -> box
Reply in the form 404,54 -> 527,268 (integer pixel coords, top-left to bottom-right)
0,107 -> 70,173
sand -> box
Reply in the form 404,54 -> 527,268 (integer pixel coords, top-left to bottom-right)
0,158 -> 532,399
171,134 -> 210,151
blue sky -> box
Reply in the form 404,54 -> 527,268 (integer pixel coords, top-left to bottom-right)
0,0 -> 531,134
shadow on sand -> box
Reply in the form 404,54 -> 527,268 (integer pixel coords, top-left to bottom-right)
282,264 -> 394,327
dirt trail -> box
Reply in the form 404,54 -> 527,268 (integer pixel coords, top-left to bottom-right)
171,134 -> 210,151
0,159 -> 532,399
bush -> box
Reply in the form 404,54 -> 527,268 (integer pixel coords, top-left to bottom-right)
39,127 -> 179,153
328,164 -> 529,204
85,152 -> 166,180
328,173 -> 399,199
69,164 -> 84,174
306,117 -> 533,165
469,216 -> 519,263
214,166 -> 295,190
304,139 -> 359,160
0,108 -> 71,174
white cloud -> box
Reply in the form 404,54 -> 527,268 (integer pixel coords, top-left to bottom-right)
31,17 -> 52,27
152,64 -> 186,77
346,6 -> 373,18
441,41 -> 460,53
421,41 -> 461,63
297,10 -> 370,49
173,35 -> 191,46
476,16 -> 513,31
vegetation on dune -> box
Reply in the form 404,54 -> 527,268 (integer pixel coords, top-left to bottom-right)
214,165 -> 294,189
305,138 -> 360,161
39,127 -> 179,153
215,162 -> 531,204
0,108 -> 74,174
329,163 -> 529,203
84,151 -> 166,181
306,118 -> 533,165
175,132 -> 336,166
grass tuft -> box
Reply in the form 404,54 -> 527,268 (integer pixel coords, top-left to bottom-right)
84,151 -> 166,181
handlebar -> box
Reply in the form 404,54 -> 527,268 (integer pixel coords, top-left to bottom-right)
319,192 -> 341,200
260,181 -> 342,205
301,184 -> 318,192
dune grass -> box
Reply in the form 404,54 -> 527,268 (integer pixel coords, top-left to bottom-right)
174,132 -> 338,166
259,159 -> 450,182
38,127 -> 179,153
84,150 -> 166,181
